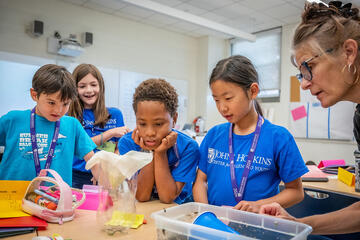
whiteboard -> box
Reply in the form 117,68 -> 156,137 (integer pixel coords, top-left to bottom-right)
289,101 -> 356,140
0,52 -> 188,131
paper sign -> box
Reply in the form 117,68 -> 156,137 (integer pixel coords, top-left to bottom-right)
338,167 -> 355,186
0,181 -> 30,218
291,105 -> 307,121
318,159 -> 345,168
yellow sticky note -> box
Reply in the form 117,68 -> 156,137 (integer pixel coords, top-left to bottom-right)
105,210 -> 144,229
0,180 -> 31,218
338,167 -> 355,186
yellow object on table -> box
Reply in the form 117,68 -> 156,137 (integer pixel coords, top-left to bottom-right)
0,180 -> 31,218
105,210 -> 144,229
338,167 -> 355,186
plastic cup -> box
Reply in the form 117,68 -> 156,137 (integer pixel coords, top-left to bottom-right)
193,211 -> 240,235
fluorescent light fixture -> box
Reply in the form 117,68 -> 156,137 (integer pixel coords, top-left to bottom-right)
122,0 -> 256,41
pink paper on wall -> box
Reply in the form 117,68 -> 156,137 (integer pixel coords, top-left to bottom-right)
291,105 -> 307,121
318,159 -> 346,168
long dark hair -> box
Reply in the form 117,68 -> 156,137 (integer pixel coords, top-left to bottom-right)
209,55 -> 263,116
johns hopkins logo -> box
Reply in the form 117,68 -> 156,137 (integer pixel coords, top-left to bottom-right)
208,148 -> 215,163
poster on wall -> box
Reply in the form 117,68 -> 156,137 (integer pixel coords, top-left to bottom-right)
289,76 -> 355,140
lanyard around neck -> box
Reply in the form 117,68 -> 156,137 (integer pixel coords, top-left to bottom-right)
30,107 -> 60,176
229,115 -> 263,202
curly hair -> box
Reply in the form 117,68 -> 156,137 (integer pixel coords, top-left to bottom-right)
132,78 -> 178,117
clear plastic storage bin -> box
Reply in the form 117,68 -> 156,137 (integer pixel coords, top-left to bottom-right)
151,202 -> 312,240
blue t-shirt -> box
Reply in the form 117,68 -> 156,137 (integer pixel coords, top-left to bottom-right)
72,107 -> 125,172
0,110 -> 96,185
199,119 -> 308,206
118,130 -> 199,204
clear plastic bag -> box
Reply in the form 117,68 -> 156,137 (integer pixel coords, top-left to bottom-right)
97,170 -> 138,235
85,150 -> 153,235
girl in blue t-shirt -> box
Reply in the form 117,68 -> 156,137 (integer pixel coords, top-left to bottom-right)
68,64 -> 130,189
193,55 -> 308,212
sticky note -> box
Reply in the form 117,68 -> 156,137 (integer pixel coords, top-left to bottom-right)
338,167 -> 355,186
105,211 -> 144,229
291,105 -> 307,121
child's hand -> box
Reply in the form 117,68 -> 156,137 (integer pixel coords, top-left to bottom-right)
233,200 -> 260,213
131,128 -> 152,151
90,163 -> 100,185
154,131 -> 178,154
109,126 -> 130,138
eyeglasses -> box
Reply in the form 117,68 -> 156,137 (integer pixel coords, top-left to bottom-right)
291,48 -> 333,82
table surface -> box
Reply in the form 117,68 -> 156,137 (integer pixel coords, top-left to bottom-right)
6,200 -> 176,240
302,177 -> 360,198
5,178 -> 360,239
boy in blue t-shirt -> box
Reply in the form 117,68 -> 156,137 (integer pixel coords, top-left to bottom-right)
118,78 -> 199,204
0,64 -> 97,186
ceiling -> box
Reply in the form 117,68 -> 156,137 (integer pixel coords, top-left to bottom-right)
58,0 -> 357,39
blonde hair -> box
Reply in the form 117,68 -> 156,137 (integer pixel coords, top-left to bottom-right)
293,2 -> 360,55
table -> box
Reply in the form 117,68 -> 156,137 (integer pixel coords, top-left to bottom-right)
302,177 -> 360,198
7,200 -> 176,240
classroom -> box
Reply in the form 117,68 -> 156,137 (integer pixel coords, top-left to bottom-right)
0,0 -> 359,239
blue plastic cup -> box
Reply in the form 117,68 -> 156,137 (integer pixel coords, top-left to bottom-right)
193,211 -> 240,235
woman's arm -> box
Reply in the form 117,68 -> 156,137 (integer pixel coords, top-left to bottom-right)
299,201 -> 360,234
260,201 -> 360,235
193,169 -> 209,204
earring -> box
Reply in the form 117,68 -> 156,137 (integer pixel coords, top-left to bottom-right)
342,64 -> 347,73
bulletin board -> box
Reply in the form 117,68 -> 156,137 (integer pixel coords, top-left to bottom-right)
288,76 -> 355,140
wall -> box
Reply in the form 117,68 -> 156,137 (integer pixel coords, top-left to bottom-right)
0,0 -> 199,120
0,0 -> 356,164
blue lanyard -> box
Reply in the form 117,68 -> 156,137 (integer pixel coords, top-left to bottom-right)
229,115 -> 263,202
30,107 -> 60,176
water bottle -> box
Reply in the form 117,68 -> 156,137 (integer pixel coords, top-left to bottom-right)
354,150 -> 360,192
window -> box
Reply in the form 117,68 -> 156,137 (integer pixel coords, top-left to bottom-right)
231,27 -> 281,102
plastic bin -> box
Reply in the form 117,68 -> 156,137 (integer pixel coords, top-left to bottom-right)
151,202 -> 312,240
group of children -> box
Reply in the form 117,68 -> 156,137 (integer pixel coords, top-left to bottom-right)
0,55 -> 308,212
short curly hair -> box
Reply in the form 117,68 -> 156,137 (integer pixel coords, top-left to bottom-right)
133,78 -> 178,117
